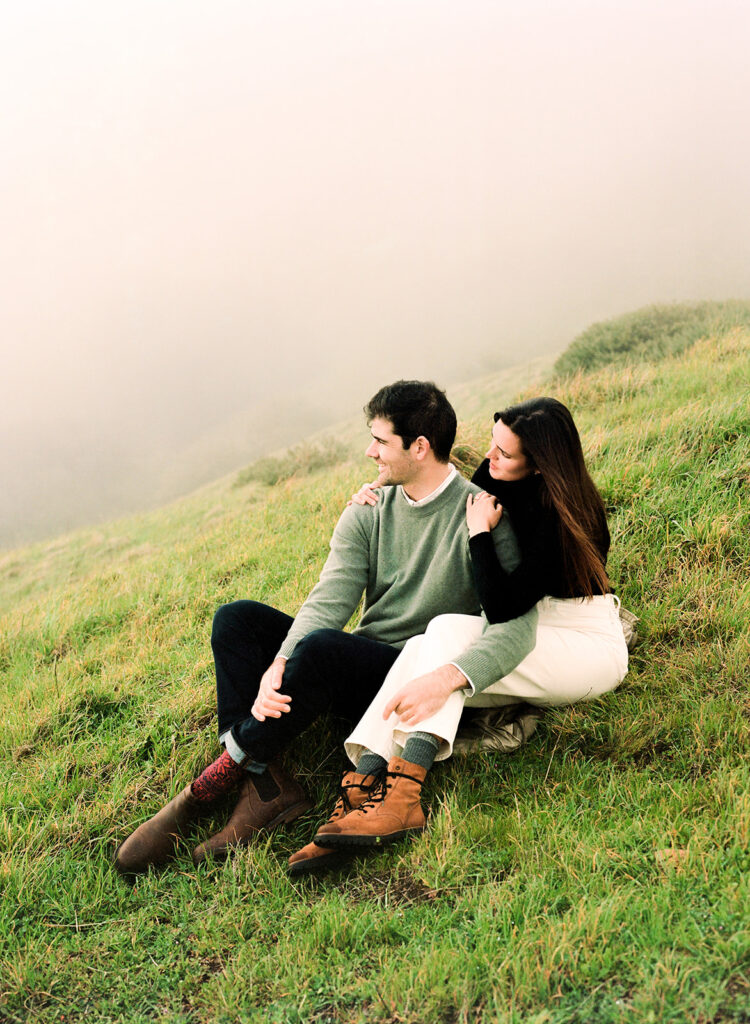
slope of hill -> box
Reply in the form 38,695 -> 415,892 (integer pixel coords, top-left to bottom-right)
1,307 -> 748,1023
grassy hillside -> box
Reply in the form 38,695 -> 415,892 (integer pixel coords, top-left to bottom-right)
1,308 -> 748,1023
553,298 -> 750,376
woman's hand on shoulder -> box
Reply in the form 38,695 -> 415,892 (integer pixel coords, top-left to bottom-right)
466,492 -> 503,536
347,481 -> 381,507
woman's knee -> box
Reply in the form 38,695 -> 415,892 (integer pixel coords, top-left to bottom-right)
423,613 -> 484,645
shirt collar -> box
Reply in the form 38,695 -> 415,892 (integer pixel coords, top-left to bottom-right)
400,464 -> 457,507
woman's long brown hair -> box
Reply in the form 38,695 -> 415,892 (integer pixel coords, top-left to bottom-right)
495,397 -> 610,598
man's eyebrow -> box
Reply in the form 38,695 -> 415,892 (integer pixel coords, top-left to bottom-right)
371,431 -> 390,444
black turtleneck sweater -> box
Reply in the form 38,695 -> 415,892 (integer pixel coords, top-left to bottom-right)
469,459 -> 610,624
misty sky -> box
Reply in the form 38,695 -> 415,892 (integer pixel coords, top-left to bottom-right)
2,0 -> 749,546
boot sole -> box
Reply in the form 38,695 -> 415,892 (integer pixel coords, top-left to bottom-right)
192,797 -> 314,864
312,825 -> 425,849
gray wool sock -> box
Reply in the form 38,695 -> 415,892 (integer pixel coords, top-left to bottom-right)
401,732 -> 440,772
356,751 -> 388,777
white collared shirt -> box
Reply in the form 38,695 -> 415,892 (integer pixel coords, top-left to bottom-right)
399,464 -> 457,507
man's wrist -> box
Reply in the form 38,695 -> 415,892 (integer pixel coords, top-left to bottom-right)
440,663 -> 469,692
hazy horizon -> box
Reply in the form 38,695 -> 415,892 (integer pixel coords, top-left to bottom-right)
2,0 -> 749,548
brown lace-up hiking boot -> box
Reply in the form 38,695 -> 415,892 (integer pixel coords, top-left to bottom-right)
313,757 -> 427,848
287,771 -> 382,876
192,760 -> 311,865
115,785 -> 211,875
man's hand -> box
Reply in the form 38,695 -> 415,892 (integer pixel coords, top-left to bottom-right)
383,664 -> 468,727
466,492 -> 503,537
252,657 -> 291,721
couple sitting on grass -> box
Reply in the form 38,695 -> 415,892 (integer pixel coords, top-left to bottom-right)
115,380 -> 628,877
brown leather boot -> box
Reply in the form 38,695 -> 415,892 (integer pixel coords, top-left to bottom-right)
114,785 -> 210,875
192,760 -> 312,864
287,771 -> 382,876
313,757 -> 427,848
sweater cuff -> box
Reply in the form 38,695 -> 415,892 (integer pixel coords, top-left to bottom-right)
452,648 -> 503,696
452,606 -> 538,695
277,634 -> 297,659
449,661 -> 478,697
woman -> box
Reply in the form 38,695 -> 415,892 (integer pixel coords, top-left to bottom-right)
288,397 -> 628,874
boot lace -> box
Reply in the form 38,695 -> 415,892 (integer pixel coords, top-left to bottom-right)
357,766 -> 425,813
352,774 -> 388,813
336,772 -> 383,815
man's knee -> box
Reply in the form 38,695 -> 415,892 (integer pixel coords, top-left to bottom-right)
289,629 -> 397,684
291,627 -> 345,661
211,600 -> 269,646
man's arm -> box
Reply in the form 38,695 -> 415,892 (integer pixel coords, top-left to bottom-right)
451,605 -> 538,695
252,505 -> 373,720
382,608 -> 538,725
276,503 -> 373,659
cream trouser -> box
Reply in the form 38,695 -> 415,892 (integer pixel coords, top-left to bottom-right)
345,594 -> 629,764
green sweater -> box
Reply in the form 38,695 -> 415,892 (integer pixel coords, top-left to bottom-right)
276,473 -> 537,694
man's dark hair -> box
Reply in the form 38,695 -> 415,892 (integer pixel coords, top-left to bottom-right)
364,380 -> 456,462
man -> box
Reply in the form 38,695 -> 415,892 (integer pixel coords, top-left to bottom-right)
115,380 -> 536,874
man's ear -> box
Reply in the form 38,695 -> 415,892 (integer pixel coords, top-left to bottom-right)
411,435 -> 431,461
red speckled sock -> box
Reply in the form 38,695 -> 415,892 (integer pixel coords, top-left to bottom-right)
190,750 -> 244,802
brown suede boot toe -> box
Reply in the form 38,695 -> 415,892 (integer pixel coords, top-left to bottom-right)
287,770 -> 380,876
114,785 -> 207,875
287,841 -> 350,876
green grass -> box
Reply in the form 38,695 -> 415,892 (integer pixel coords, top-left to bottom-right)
1,314 -> 748,1023
553,299 -> 750,376
233,438 -> 352,488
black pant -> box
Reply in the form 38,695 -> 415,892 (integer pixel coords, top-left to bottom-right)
211,600 -> 401,763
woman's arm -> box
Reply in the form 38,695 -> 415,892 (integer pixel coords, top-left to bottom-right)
347,482 -> 380,507
468,462 -> 556,621
468,531 -> 546,623
468,491 -> 556,622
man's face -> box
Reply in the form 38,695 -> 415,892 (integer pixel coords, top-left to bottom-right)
365,417 -> 418,487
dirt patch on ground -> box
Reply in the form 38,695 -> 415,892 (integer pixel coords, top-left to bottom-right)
342,868 -> 441,907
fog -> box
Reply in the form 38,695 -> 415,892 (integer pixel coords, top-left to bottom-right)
2,0 -> 749,547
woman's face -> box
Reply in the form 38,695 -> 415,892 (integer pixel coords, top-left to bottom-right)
486,419 -> 533,482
